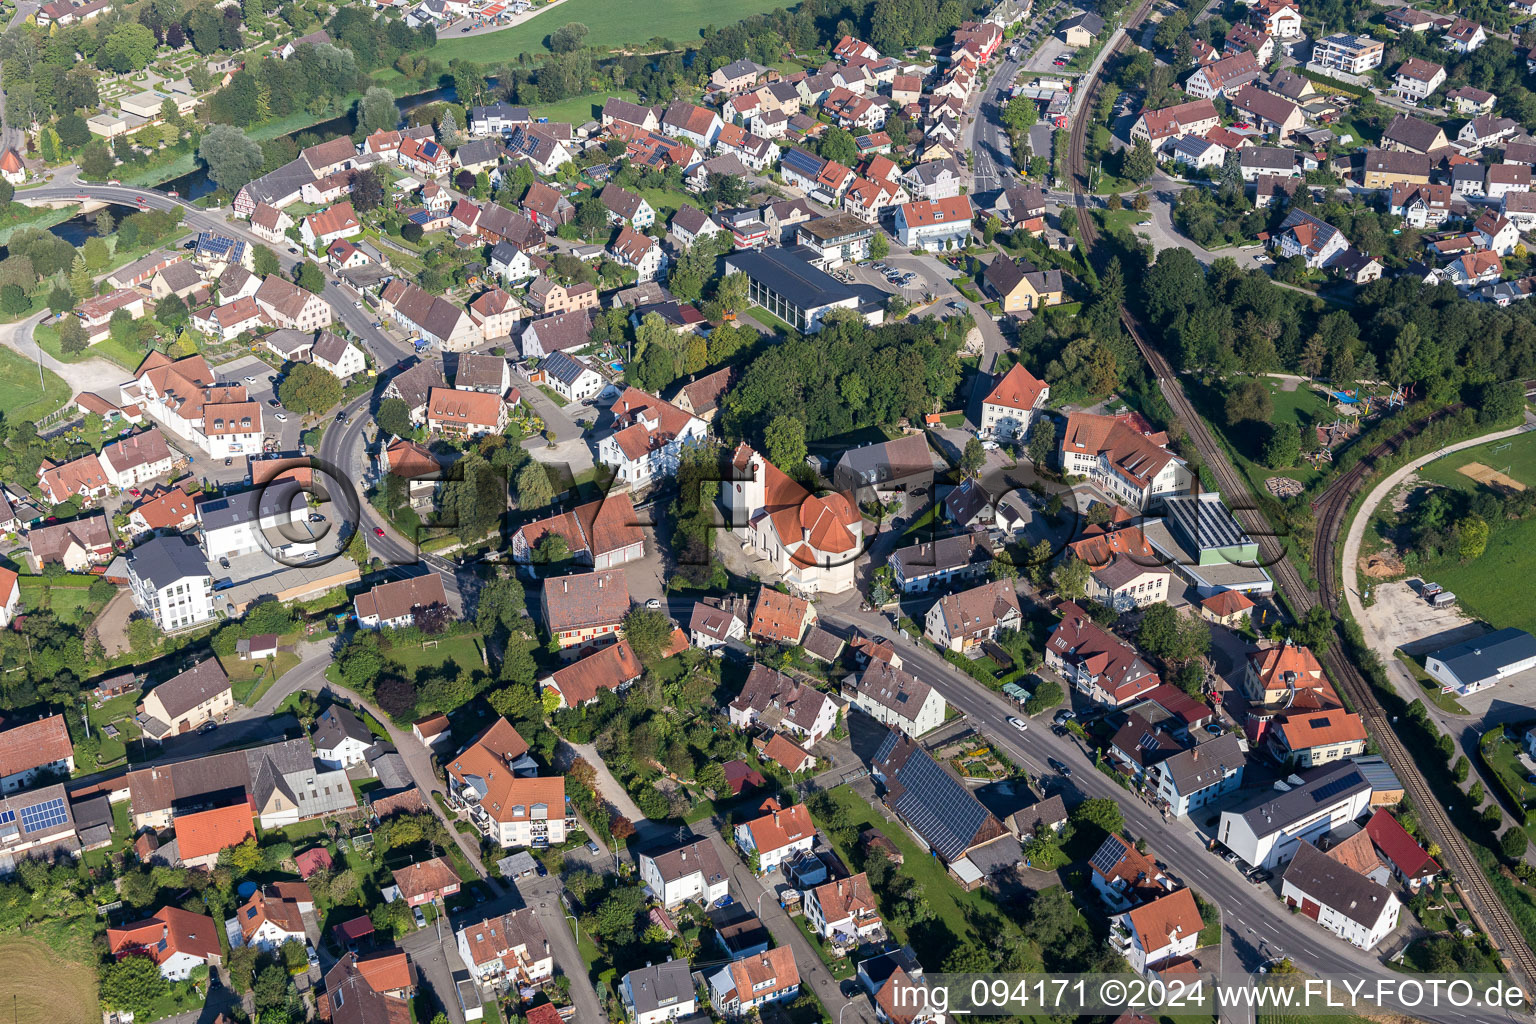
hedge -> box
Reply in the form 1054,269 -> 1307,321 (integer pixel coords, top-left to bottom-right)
1479,726 -> 1533,826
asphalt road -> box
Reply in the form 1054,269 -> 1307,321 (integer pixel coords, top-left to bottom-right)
810,596 -> 1526,1024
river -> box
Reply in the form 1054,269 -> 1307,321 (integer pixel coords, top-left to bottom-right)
0,202 -> 141,261
156,83 -> 461,199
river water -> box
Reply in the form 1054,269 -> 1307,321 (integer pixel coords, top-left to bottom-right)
156,83 -> 461,199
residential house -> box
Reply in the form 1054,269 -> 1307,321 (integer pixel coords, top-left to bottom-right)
689,595 -> 750,649
353,574 -> 450,629
708,947 -> 799,1018
379,279 -> 479,351
1185,51 -> 1260,99
1311,32 -> 1384,74
869,729 -> 1017,874
254,275 -> 332,332
842,662 -> 946,736
923,581 -> 1023,652
1268,706 -> 1368,767
540,569 -> 630,652
889,533 -> 992,593
597,387 -> 707,489
982,257 -> 1064,314
0,715 -> 73,793
313,705 -> 375,770
126,534 -> 214,632
1129,100 -> 1221,146
1117,888 -> 1202,975
1217,762 -> 1373,869
300,202 -> 362,252
425,387 -> 508,439
27,513 -> 111,570
312,332 -> 366,379
734,799 -> 816,872
389,858 -> 462,907
107,907 -> 222,980
749,587 -> 818,646
505,126 -> 571,176
1382,114 -> 1449,154
1281,841 -> 1400,949
539,640 -> 643,709
609,226 -> 664,282
1393,58 -> 1446,103
1270,208 -> 1349,269
526,278 -> 600,316
1389,182 -> 1453,227
728,663 -> 838,745
1150,732 -> 1246,817
1488,162 -> 1532,198
455,909 -> 553,988
1046,603 -> 1161,706
661,102 -> 724,147
1231,86 -> 1304,142
1363,149 -> 1431,190
1066,524 -> 1172,611
639,836 -> 731,908
234,887 -> 308,951
138,660 -> 232,740
622,961 -> 698,1024
980,362 -> 1050,439
804,873 -> 882,947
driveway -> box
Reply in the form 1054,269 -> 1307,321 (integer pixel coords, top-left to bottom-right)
93,588 -> 137,658
1,311 -> 128,395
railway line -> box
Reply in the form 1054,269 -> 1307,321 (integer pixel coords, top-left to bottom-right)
1060,4 -> 1536,994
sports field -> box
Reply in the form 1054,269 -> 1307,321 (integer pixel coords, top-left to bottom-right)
1419,433 -> 1536,494
1411,433 -> 1536,634
419,0 -> 792,62
0,936 -> 98,1024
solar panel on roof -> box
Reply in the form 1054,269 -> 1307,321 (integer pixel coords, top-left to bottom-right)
0,810 -> 16,826
1309,773 -> 1360,803
1089,835 -> 1126,876
891,749 -> 988,860
18,797 -> 67,833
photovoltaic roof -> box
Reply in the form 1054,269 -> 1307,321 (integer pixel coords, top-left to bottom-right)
1161,494 -> 1252,552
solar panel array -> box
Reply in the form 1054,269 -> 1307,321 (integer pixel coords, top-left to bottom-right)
890,747 -> 987,860
18,797 -> 67,833
0,810 -> 17,827
1089,835 -> 1127,877
1163,495 -> 1251,553
1309,773 -> 1361,804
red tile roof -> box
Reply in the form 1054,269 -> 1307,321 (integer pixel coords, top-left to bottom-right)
0,715 -> 73,780
1365,808 -> 1439,879
174,800 -> 256,861
984,363 -> 1049,411
108,906 -> 221,966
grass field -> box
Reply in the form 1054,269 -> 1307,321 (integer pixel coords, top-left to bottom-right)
1418,433 -> 1536,494
415,0 -> 791,62
526,89 -> 641,126
0,342 -> 71,423
1408,433 -> 1536,634
18,578 -> 105,625
815,786 -> 992,956
388,633 -> 486,675
0,936 -> 98,1024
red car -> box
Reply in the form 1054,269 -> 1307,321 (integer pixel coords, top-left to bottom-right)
374,526 -> 385,537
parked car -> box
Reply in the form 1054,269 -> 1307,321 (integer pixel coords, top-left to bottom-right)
412,907 -> 426,928
1054,709 -> 1075,724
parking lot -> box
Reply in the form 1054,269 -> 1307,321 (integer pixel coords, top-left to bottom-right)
209,353 -> 302,462
1025,34 -> 1075,72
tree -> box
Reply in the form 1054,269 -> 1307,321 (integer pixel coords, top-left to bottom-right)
1002,96 -> 1038,132
69,253 -> 93,299
58,317 -> 88,354
155,293 -> 189,329
819,126 -> 859,166
374,676 -> 418,718
1053,556 -> 1090,601
764,414 -> 806,471
83,236 -> 110,271
278,363 -> 343,416
622,607 -> 673,663
127,616 -> 158,655
961,437 -> 986,478
1502,826 -> 1529,860
253,244 -> 281,278
869,232 -> 889,260
350,168 -> 385,213
1071,797 -> 1124,839
0,284 -> 28,315
294,260 -> 326,294
1263,423 -> 1301,468
516,461 -> 553,510
549,21 -> 589,52
199,124 -> 264,191
99,22 -> 157,73
1138,603 -> 1182,658
532,534 -> 569,564
1028,419 -> 1057,468
357,86 -> 398,135
100,956 -> 169,1015
1456,515 -> 1489,561
377,397 -> 412,439
1224,379 -> 1273,425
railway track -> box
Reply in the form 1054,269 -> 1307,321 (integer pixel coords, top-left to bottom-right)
1061,7 -> 1536,994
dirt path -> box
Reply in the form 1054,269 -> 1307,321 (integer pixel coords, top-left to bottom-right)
93,588 -> 136,657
